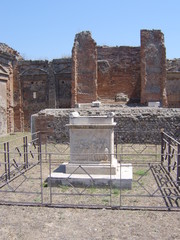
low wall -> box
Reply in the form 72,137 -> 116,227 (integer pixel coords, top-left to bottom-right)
31,107 -> 180,144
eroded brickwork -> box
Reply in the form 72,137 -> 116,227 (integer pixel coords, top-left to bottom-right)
18,60 -> 49,131
97,46 -> 141,103
0,30 -> 180,135
72,31 -> 97,106
17,59 -> 72,130
51,59 -> 72,108
13,62 -> 23,132
0,44 -> 21,134
166,59 -> 180,107
140,30 -> 167,106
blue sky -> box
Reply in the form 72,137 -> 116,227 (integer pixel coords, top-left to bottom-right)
0,0 -> 180,60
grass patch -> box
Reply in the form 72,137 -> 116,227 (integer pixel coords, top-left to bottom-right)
102,198 -> 109,204
58,185 -> 70,192
43,182 -> 48,188
112,189 -> 120,195
33,196 -> 41,202
134,169 -> 148,176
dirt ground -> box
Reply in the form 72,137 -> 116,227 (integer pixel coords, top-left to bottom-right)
0,205 -> 180,240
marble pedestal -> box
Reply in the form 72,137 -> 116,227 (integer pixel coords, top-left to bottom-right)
49,112 -> 132,189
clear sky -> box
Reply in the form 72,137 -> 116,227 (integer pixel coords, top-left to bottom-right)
0,0 -> 179,60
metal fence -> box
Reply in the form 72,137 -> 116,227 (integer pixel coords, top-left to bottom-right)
0,131 -> 179,210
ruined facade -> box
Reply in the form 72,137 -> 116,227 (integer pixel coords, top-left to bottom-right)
71,30 -> 168,106
166,58 -> 180,107
0,44 -> 22,135
0,29 -> 180,135
72,31 -> 97,106
140,30 -> 167,106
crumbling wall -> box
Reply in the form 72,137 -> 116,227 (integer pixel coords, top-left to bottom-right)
0,79 -> 7,135
166,59 -> 180,107
18,60 -> 50,131
71,31 -> 97,107
51,59 -> 72,108
31,107 -> 180,144
97,46 -> 141,103
0,44 -> 21,134
13,62 -> 23,132
166,72 -> 180,107
17,59 -> 72,131
140,30 -> 167,106
1,30 -> 180,136
0,60 -> 8,135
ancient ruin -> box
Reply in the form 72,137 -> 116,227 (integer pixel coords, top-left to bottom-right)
0,30 -> 180,210
0,29 -> 180,136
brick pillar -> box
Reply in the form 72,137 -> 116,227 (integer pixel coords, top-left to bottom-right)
13,63 -> 24,132
48,61 -> 56,108
140,30 -> 168,106
7,63 -> 14,133
71,31 -> 97,107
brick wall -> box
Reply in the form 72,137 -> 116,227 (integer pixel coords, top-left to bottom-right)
1,30 -> 180,136
0,50 -> 17,134
13,62 -> 23,132
17,59 -> 72,131
140,30 -> 167,106
166,59 -> 180,107
71,31 -> 97,106
0,80 -> 7,135
97,46 -> 141,103
51,59 -> 72,108
18,60 -> 49,131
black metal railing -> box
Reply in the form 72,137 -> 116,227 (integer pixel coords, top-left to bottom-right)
0,130 -> 179,210
161,131 -> 180,187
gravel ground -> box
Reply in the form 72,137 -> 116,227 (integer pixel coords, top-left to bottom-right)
0,205 -> 180,240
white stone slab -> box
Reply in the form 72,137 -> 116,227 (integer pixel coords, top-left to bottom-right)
148,101 -> 160,107
48,164 -> 132,189
66,162 -> 117,175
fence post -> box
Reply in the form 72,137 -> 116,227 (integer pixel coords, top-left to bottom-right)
7,142 -> 10,180
161,130 -> 164,164
49,153 -> 52,205
40,144 -> 43,206
168,136 -> 171,173
23,136 -> 28,169
177,144 -> 180,186
45,134 -> 47,162
4,143 -> 7,181
26,136 -> 28,168
38,132 -> 42,163
115,132 -> 118,159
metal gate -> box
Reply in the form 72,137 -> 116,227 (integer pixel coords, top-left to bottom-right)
0,131 -> 179,210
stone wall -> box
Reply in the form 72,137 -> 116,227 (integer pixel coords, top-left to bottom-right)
18,60 -> 50,131
166,72 -> 180,107
71,31 -> 97,107
1,30 -> 180,136
13,62 -> 23,132
0,43 -> 21,134
140,30 -> 167,106
0,79 -> 7,135
51,59 -> 72,108
166,59 -> 180,107
17,59 -> 72,131
97,46 -> 141,103
31,107 -> 180,144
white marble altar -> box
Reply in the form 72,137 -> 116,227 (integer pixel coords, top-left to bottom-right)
49,111 -> 132,188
